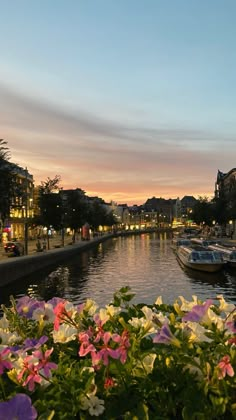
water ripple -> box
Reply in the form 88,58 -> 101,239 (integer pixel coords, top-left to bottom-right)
0,233 -> 236,307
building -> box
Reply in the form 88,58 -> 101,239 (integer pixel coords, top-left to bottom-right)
1,163 -> 34,242
215,168 -> 236,199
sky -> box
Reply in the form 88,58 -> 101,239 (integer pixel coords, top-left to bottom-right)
0,0 -> 236,205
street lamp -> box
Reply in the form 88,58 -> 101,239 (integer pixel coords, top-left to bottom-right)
22,204 -> 28,256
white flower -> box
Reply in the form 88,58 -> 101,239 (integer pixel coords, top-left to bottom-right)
183,357 -> 203,380
217,295 -> 235,314
97,308 -> 110,324
128,315 -> 157,336
134,354 -> 157,376
141,306 -> 155,320
64,302 -> 78,320
0,330 -> 21,346
129,317 -> 144,329
53,324 -> 77,343
105,304 -> 121,317
81,395 -> 105,417
155,296 -> 163,305
178,295 -> 198,311
181,321 -> 212,343
155,311 -> 169,325
32,303 -> 55,323
0,314 -> 9,329
206,308 -> 224,330
140,305 -> 168,331
79,299 -> 98,316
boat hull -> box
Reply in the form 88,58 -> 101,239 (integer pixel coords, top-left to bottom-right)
177,254 -> 224,272
176,246 -> 225,273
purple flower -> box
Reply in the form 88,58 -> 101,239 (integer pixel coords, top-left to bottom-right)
47,297 -> 65,308
23,336 -> 48,351
182,299 -> 213,323
153,324 -> 180,347
16,296 -> 44,319
0,394 -> 37,420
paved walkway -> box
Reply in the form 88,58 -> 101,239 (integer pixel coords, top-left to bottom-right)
0,235 -> 85,262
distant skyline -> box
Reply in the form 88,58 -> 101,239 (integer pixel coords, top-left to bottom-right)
0,1 -> 236,205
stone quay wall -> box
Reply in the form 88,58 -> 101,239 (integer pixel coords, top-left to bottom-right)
0,235 -> 113,287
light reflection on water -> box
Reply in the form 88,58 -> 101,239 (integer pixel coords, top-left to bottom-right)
0,233 -> 236,307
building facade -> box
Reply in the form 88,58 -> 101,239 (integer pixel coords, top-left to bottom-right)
1,164 -> 34,242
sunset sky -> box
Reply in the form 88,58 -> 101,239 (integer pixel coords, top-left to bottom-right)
0,1 -> 236,205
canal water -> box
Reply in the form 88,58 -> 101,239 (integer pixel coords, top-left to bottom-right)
1,232 -> 236,307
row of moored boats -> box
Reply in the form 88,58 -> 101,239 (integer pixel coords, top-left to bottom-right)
172,237 -> 236,273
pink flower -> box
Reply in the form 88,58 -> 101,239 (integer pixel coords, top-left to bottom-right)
228,337 -> 236,345
79,341 -> 96,357
112,330 -> 131,364
18,358 -> 42,392
78,331 -> 96,357
225,319 -> 236,334
53,301 -> 66,331
0,348 -> 12,375
217,355 -> 234,379
92,332 -> 119,367
32,348 -> 58,377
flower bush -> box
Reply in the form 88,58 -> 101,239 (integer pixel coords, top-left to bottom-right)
0,287 -> 235,419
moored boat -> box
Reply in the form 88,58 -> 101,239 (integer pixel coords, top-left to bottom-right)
207,243 -> 236,267
171,237 -> 192,251
176,245 -> 225,273
190,237 -> 219,247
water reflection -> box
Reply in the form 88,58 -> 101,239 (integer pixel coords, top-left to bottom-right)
177,258 -> 236,302
0,233 -> 236,307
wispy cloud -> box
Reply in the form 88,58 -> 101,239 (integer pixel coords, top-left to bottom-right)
0,84 -> 232,203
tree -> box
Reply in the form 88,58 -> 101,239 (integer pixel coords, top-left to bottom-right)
39,175 -> 61,194
192,196 -> 214,226
0,140 -> 12,227
63,189 -> 88,241
35,176 -> 62,248
0,139 -> 11,161
87,199 -> 116,231
226,177 -> 236,221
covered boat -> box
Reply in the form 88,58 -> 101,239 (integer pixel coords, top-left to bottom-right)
208,243 -> 236,267
176,245 -> 225,273
171,237 -> 192,251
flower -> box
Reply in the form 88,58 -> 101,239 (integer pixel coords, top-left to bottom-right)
104,377 -> 116,389
0,348 -> 12,374
178,295 -> 199,311
182,299 -> 213,323
23,336 -> 48,351
181,321 -> 212,343
91,332 -> 120,367
217,355 -> 234,379
225,316 -> 236,334
52,324 -> 77,343
16,296 -> 43,319
81,395 -> 105,416
0,394 -> 37,420
217,295 -> 235,314
78,299 -> 98,316
32,348 -> 57,377
32,303 -> 55,323
155,296 -> 163,305
153,323 -> 181,347
0,289 -> 235,419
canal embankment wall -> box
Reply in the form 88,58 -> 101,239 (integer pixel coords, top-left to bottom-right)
0,235 -> 113,286
0,229 -> 173,287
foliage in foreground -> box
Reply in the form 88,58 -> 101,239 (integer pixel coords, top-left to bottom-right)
0,287 -> 235,419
